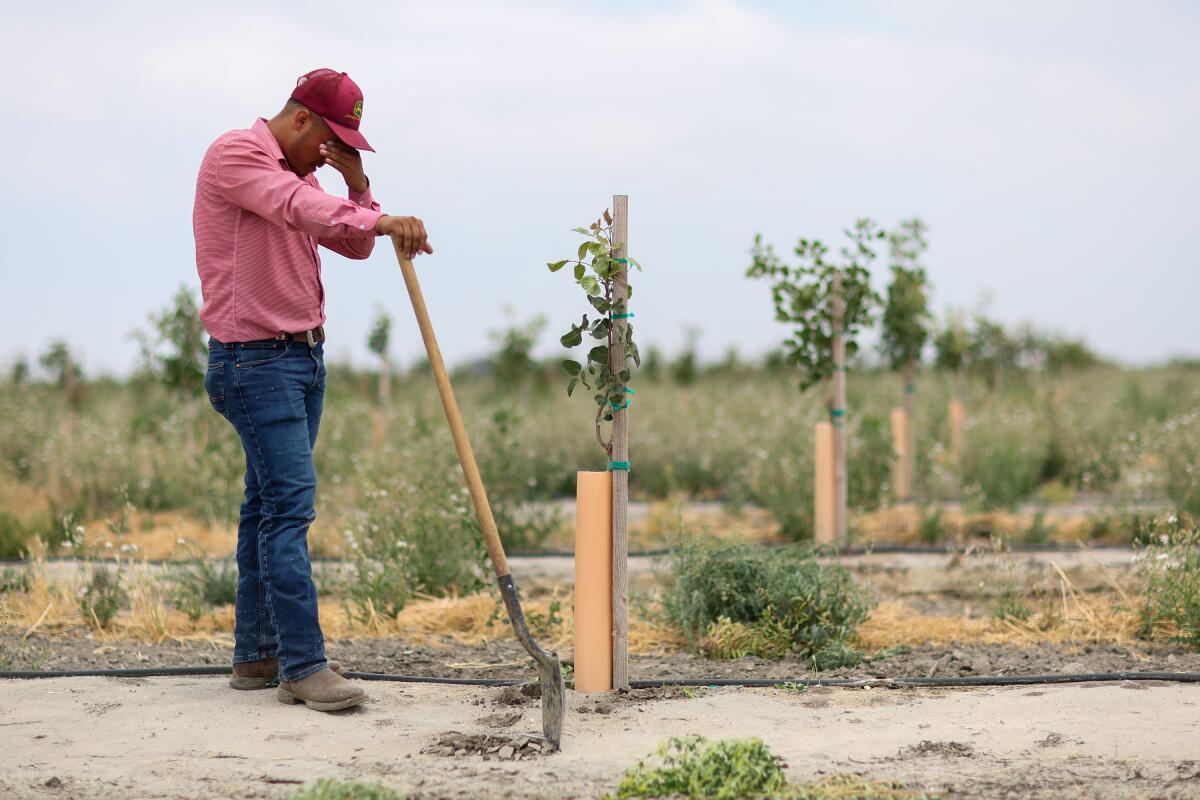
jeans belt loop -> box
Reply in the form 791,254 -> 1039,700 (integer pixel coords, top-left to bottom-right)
306,329 -> 317,348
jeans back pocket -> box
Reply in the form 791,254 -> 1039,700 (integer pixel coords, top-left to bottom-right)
204,361 -> 228,416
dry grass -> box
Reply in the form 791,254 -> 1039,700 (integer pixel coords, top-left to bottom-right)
855,601 -> 1004,649
0,482 -> 51,522
854,504 -> 1094,547
50,496 -> 1114,563
855,562 -> 1143,651
2,553 -> 235,645
68,498 -> 771,561
788,774 -> 937,799
1,563 -> 686,656
0,538 -> 1151,658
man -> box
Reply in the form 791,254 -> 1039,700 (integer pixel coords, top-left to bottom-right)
194,68 -> 429,712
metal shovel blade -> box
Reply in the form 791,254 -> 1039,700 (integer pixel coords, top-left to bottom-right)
498,574 -> 565,751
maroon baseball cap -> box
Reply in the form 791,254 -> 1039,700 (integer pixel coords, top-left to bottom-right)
290,68 -> 374,152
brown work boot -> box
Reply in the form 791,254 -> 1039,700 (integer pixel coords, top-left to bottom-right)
230,658 -> 343,691
277,667 -> 367,711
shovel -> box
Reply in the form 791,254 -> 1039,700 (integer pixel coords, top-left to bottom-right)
391,240 -> 566,751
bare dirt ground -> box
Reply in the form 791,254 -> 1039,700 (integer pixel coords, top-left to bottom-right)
9,632 -> 1200,683
2,677 -> 1198,799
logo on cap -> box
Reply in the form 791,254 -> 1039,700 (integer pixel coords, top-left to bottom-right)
347,100 -> 363,123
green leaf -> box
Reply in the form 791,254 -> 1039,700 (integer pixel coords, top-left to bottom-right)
573,263 -> 585,281
577,241 -> 590,261
567,378 -> 578,397
571,226 -> 590,235
588,344 -> 609,364
547,260 -> 568,273
562,359 -> 582,376
591,319 -> 611,339
560,329 -> 583,348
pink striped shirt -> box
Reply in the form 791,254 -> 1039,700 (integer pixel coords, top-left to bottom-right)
194,118 -> 383,342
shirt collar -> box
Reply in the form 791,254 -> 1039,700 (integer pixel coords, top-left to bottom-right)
251,118 -> 288,167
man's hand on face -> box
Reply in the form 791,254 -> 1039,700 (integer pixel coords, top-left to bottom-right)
376,215 -> 434,259
319,140 -> 369,194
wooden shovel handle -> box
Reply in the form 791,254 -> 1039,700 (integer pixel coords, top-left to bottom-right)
392,240 -> 509,579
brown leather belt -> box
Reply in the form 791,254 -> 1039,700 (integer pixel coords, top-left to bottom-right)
274,326 -> 326,347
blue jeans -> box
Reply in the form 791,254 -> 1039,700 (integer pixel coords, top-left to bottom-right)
204,337 -> 328,682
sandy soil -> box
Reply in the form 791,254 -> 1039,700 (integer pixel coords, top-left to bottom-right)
2,676 -> 1198,799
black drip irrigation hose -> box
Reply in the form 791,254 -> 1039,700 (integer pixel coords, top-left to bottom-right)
2,666 -> 1199,689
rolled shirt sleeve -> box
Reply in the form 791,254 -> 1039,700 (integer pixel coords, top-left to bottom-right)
318,184 -> 383,260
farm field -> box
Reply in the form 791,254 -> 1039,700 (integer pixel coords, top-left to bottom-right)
3,363 -> 1197,558
8,2 -> 1200,797
4,364 -> 1200,798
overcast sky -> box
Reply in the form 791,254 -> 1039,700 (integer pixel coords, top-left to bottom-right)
2,0 -> 1197,376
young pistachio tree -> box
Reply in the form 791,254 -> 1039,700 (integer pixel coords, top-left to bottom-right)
969,312 -> 1018,393
880,218 -> 932,500
367,307 -> 392,404
39,339 -> 85,409
747,218 -> 883,543
933,309 -> 970,385
547,208 -> 642,458
132,285 -> 207,395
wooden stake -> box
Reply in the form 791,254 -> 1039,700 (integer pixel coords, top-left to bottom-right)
814,422 -> 835,544
831,269 -> 848,545
610,194 -> 630,690
574,471 -> 613,692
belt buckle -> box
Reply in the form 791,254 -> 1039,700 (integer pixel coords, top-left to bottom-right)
305,329 -> 317,348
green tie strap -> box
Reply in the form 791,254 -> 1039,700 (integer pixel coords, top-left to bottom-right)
610,387 -> 636,410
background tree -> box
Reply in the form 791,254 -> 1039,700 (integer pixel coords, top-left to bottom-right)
670,327 -> 701,386
367,307 -> 393,404
39,339 -> 85,408
933,309 -> 970,382
132,285 -> 206,395
10,356 -> 29,386
969,311 -> 1018,392
489,309 -> 547,395
879,217 -> 932,500
748,218 -> 883,542
747,221 -> 881,395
